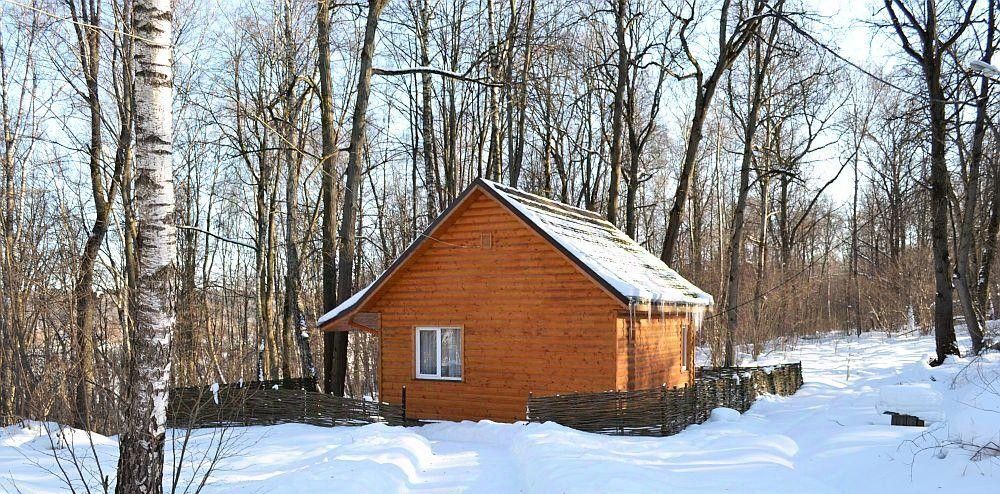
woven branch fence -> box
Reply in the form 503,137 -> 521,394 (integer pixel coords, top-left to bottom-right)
167,379 -> 411,429
526,362 -> 803,436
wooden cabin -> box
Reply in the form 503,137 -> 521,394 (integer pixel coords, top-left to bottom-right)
319,179 -> 713,422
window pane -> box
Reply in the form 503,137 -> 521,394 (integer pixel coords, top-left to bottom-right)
419,330 -> 437,375
441,328 -> 462,378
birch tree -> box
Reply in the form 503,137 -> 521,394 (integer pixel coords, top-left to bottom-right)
115,0 -> 174,491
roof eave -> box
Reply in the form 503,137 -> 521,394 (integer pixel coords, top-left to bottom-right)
316,182 -> 491,330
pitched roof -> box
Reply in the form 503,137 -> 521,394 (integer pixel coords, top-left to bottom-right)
319,179 -> 712,328
481,180 -> 713,307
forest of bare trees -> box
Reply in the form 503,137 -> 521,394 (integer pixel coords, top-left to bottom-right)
1,0 -> 999,456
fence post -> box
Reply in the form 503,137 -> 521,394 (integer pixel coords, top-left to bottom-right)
527,391 -> 533,422
689,382 -> 697,425
659,383 -> 667,437
401,385 -> 407,426
743,376 -> 751,412
617,390 -> 624,436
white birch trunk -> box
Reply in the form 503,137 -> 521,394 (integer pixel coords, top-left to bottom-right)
116,0 -> 174,492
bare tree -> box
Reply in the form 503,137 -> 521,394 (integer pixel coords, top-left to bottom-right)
115,0 -> 174,491
954,0 -> 995,354
318,0 -> 342,394
332,0 -> 388,397
722,2 -> 781,366
884,0 -> 976,364
606,0 -> 629,225
660,0 -> 766,264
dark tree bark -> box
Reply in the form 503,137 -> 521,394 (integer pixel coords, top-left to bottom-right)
413,0 -> 439,222
66,0 -> 132,428
723,14 -> 777,366
281,0 -> 315,381
624,41 -> 669,239
957,0 -> 995,354
332,0 -> 388,397
606,0 -> 628,225
660,0 -> 766,264
884,0 -> 976,364
318,0 -> 341,394
508,0 -> 536,188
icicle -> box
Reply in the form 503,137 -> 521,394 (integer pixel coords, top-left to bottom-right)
681,303 -> 690,371
647,297 -> 652,323
628,297 -> 636,340
660,300 -> 667,336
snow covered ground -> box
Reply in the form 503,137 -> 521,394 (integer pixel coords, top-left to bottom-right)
3,329 -> 1000,493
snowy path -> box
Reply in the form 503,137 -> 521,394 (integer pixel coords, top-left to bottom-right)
3,331 -> 999,493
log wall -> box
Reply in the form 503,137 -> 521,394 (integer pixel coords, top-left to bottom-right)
615,312 -> 696,390
369,190 -> 623,421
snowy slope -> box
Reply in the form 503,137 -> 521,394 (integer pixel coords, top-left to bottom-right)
3,330 -> 999,493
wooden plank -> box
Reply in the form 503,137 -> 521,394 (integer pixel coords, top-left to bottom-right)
364,192 -> 627,421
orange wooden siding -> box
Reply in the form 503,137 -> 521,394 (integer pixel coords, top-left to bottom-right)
615,312 -> 696,391
366,190 -> 622,422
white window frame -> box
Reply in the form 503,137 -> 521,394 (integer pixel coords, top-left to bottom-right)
415,326 -> 463,381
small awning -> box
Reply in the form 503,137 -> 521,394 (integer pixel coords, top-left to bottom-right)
324,311 -> 381,333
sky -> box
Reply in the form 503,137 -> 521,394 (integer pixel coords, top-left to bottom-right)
794,0 -> 897,202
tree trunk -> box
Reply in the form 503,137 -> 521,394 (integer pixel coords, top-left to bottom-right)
415,0 -> 438,222
508,0 -> 536,188
959,0 -> 995,354
979,152 -> 1000,317
661,0 -> 765,264
318,0 -> 341,394
884,0 -> 970,364
116,0 -> 174,491
722,10 -> 777,366
67,0 -> 106,429
928,72 -> 959,363
606,0 -> 628,226
332,0 -> 387,397
281,0 -> 315,381
661,100 -> 707,265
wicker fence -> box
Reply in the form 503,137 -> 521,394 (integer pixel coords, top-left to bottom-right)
526,362 -> 803,436
167,379 -> 410,429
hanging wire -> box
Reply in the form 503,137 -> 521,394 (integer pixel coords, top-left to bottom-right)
1,0 -> 157,44
418,233 -> 473,249
765,5 -> 923,99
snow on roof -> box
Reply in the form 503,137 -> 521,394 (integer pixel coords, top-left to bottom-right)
317,282 -> 373,326
319,179 -> 712,327
480,180 -> 713,307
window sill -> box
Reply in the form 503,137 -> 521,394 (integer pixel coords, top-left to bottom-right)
415,376 -> 464,382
